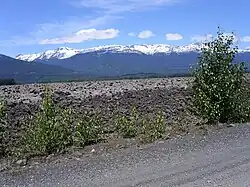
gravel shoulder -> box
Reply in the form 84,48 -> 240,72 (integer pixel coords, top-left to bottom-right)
1,123 -> 250,187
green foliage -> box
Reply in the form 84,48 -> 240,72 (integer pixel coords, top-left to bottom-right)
191,27 -> 250,123
115,106 -> 166,142
2,85 -> 169,158
140,111 -> 166,143
22,86 -> 74,155
115,106 -> 139,138
21,86 -> 105,156
73,112 -> 102,147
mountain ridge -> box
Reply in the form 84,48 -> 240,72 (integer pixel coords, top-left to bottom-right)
2,43 -> 250,84
14,43 -> 208,62
16,43 -> 250,62
0,54 -> 86,83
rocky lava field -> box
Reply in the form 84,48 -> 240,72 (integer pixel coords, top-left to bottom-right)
0,77 -> 207,166
0,77 -> 191,126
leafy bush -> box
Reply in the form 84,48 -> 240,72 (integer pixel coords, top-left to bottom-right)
115,106 -> 139,138
191,28 -> 250,123
73,112 -> 102,147
22,87 -> 74,155
140,111 -> 166,143
115,106 -> 166,142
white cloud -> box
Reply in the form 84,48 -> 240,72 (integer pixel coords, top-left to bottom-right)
2,0 -> 180,46
128,32 -> 136,36
137,30 -> 155,39
32,15 -> 118,37
165,33 -> 183,40
241,36 -> 250,42
2,15 -> 121,46
190,34 -> 213,42
39,28 -> 119,44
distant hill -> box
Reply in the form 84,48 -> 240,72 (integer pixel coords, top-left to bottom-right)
16,44 -> 250,79
33,51 -> 250,78
3,44 -> 250,84
0,78 -> 16,86
35,52 -> 199,77
0,54 -> 83,83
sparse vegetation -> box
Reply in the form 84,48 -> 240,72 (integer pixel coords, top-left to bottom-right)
191,27 -> 250,124
21,87 -> 74,156
17,87 -> 109,157
115,106 -> 139,138
13,85 -> 170,158
139,111 -> 166,143
73,112 -> 102,147
114,107 -> 166,143
17,88 -> 167,158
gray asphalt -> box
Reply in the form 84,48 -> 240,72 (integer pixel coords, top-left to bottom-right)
1,124 -> 250,187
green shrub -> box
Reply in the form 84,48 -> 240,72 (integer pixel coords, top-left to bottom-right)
140,111 -> 166,143
115,106 -> 139,138
114,106 -> 166,142
73,112 -> 102,147
22,86 -> 74,155
191,28 -> 250,123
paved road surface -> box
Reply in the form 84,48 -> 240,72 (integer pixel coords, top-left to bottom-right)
1,124 -> 250,187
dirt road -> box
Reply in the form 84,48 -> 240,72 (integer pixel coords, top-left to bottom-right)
1,124 -> 250,187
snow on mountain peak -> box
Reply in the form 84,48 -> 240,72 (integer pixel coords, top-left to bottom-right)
16,47 -> 81,62
16,43 -> 248,62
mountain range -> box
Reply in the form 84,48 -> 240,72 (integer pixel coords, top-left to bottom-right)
16,44 -> 206,62
1,44 -> 250,84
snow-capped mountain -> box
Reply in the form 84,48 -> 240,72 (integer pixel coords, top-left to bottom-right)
16,44 -> 205,62
16,47 -> 81,62
81,43 -> 204,54
4,43 -> 250,84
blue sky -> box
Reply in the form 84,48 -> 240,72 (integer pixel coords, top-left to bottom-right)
1,0 -> 250,57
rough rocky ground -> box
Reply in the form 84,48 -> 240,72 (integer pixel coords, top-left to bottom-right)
0,77 -> 189,103
0,77 -> 194,132
0,77 -> 205,171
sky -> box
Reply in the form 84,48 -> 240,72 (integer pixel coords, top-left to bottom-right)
1,0 -> 250,57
